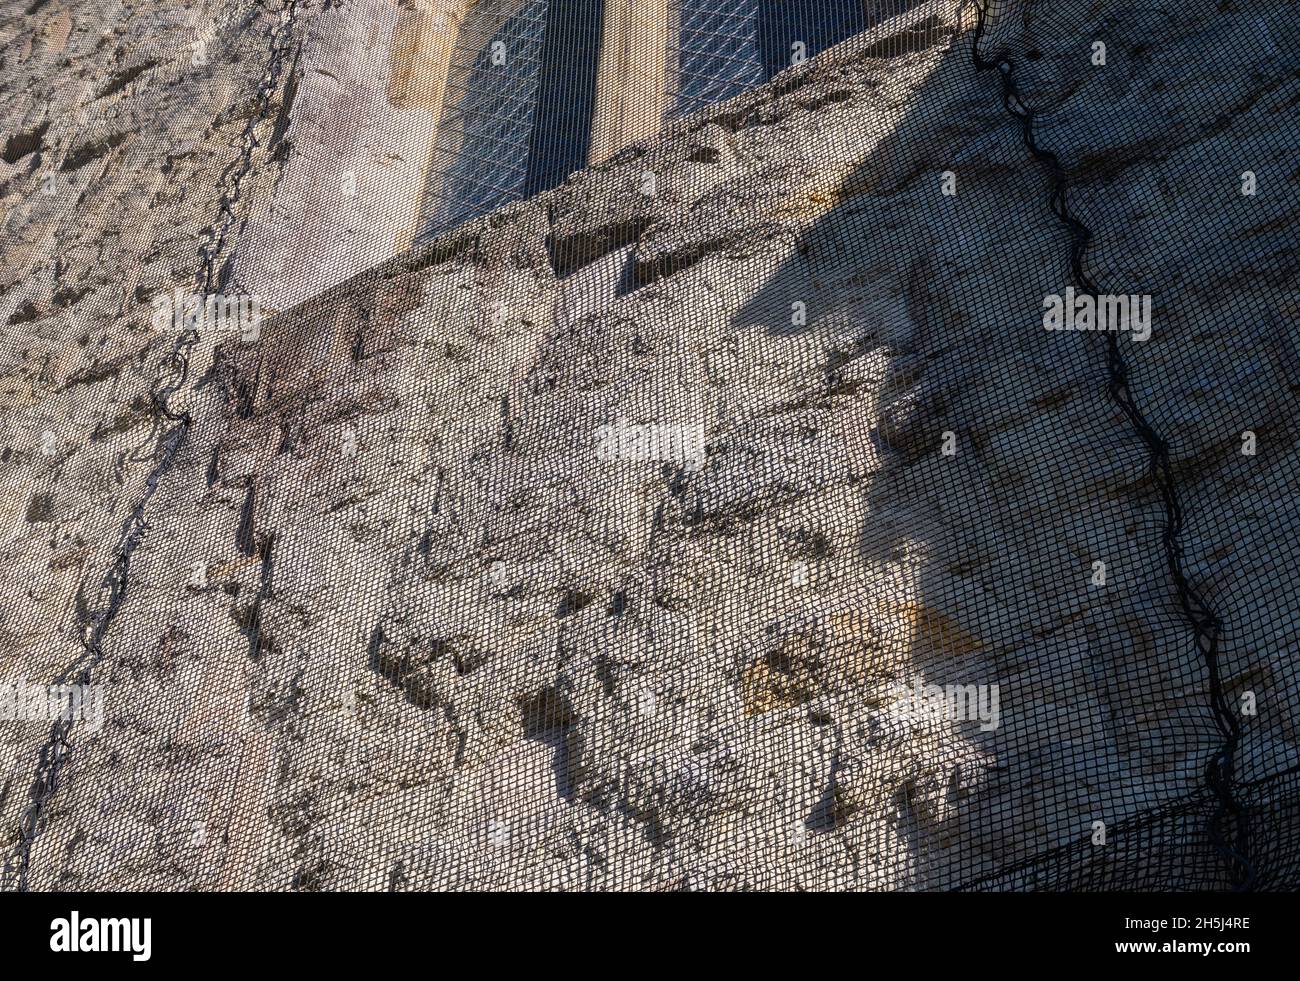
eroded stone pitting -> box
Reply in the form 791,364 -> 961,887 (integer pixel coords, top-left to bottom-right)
1,0 -> 1299,892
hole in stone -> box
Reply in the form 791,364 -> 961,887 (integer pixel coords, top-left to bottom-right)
2,121 -> 47,164
519,686 -> 575,740
556,588 -> 592,619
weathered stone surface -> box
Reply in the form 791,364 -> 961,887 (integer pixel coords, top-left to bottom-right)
1,0 -> 1298,891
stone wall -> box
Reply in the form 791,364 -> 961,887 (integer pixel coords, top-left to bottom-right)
1,0 -> 1298,890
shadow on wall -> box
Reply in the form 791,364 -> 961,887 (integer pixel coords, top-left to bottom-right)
199,0 -> 1296,891
720,0 -> 1274,888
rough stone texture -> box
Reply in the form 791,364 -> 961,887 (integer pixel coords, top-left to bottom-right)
0,0 -> 314,890
1,0 -> 1298,891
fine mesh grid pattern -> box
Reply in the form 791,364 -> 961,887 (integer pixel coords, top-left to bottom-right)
0,0 -> 1298,892
423,1 -> 901,238
756,0 -> 868,79
428,0 -> 553,235
670,0 -> 764,118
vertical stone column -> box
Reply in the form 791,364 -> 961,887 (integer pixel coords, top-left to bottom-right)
588,0 -> 671,165
235,0 -> 478,314
390,0 -> 477,249
388,0 -> 475,128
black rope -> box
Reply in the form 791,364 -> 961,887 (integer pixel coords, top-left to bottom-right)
4,0 -> 301,892
968,1 -> 1253,890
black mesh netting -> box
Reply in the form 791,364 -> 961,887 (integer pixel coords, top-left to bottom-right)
0,0 -> 1297,891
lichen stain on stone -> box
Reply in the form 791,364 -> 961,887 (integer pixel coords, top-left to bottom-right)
878,601 -> 984,656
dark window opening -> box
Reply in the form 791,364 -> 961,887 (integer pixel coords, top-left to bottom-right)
524,0 -> 605,196
758,0 -> 866,80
